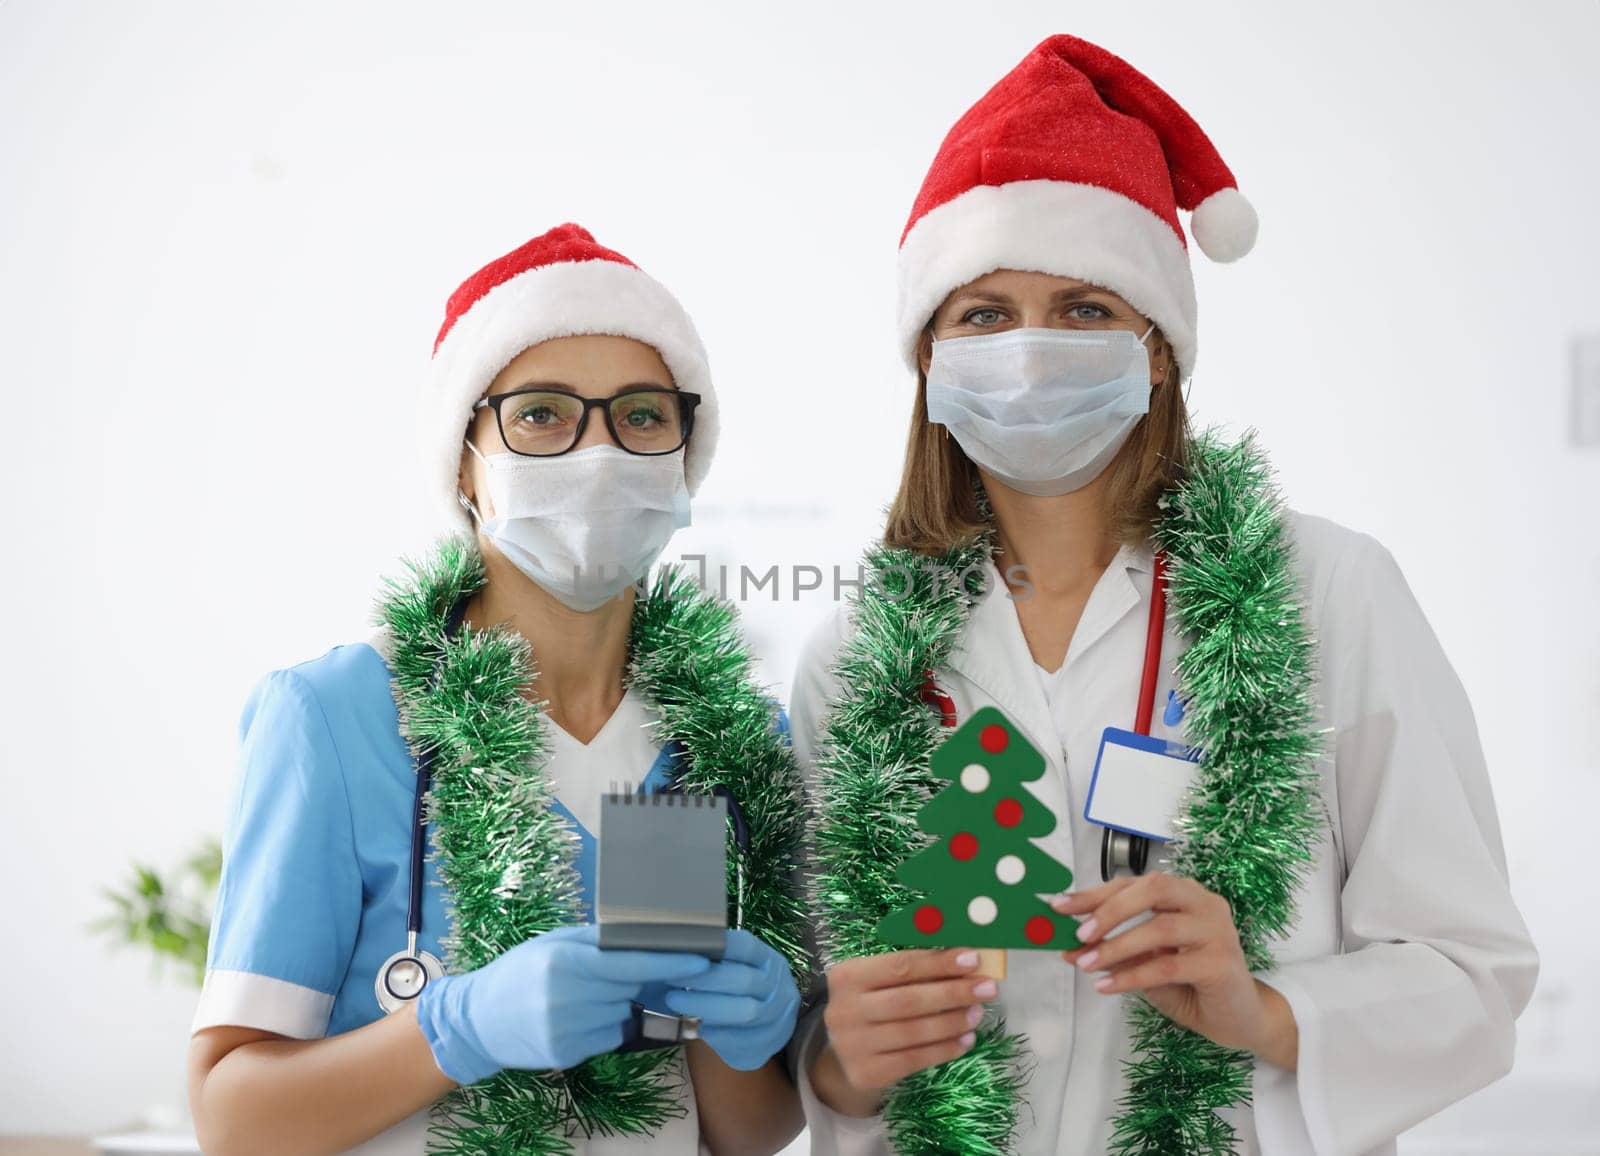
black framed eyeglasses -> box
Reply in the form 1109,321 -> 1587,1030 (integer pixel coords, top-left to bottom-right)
472,384 -> 701,458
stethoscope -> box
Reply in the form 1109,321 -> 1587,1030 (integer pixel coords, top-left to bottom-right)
375,593 -> 753,1052
1098,548 -> 1171,882
373,594 -> 469,1016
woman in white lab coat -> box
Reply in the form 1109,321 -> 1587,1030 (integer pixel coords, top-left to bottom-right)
785,34 -> 1540,1156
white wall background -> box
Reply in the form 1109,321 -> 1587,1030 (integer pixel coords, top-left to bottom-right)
3,0 -> 1597,1149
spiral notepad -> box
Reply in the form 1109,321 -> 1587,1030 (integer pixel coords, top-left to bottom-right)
596,788 -> 728,958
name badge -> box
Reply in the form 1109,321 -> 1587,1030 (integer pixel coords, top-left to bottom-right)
1083,726 -> 1202,843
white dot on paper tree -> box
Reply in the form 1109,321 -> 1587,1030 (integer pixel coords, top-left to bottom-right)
960,763 -> 991,793
995,855 -> 1025,884
968,896 -> 998,925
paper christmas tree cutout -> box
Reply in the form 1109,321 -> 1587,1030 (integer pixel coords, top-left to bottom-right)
877,707 -> 1081,953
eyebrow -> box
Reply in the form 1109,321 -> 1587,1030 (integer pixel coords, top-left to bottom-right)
502,380 -> 674,394
947,284 -> 1117,307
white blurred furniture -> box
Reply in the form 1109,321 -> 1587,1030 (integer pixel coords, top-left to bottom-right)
0,1134 -> 199,1156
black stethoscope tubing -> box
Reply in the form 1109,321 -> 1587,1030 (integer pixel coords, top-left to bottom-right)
374,595 -> 472,1015
408,593 -> 470,942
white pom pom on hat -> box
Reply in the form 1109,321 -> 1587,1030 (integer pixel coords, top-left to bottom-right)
1190,186 -> 1259,263
896,34 -> 1258,383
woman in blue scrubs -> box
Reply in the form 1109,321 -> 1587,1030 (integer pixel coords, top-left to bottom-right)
186,223 -> 809,1156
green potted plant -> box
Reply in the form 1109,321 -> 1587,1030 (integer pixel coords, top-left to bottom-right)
88,837 -> 220,1154
92,838 -> 220,987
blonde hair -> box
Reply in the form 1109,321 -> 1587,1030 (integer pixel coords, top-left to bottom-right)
883,335 -> 1191,555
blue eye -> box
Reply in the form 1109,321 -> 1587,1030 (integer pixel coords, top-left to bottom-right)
962,307 -> 1005,326
1067,303 -> 1112,321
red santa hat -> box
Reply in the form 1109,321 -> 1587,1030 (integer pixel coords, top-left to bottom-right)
896,34 -> 1257,382
420,222 -> 716,531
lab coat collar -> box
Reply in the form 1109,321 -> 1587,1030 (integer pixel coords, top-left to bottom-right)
946,535 -> 1152,767
1123,534 -> 1155,576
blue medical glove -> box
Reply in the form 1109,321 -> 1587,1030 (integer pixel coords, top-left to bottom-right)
415,924 -> 713,1085
662,929 -> 801,1071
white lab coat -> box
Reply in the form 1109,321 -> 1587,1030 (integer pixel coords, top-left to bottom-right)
784,508 -> 1539,1156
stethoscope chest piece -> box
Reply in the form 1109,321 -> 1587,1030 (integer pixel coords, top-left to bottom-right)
1100,825 -> 1151,882
377,937 -> 444,1014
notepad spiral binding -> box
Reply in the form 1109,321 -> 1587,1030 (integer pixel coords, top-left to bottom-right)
604,783 -> 725,808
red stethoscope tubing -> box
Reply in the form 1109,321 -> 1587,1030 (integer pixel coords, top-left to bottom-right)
1133,550 -> 1168,736
1097,548 -> 1170,880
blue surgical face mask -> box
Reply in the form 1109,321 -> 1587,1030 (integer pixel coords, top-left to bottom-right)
925,324 -> 1156,497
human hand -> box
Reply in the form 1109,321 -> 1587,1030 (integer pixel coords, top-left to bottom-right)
1054,873 -> 1278,1055
662,929 -> 801,1071
811,947 -> 995,1114
415,924 -> 713,1085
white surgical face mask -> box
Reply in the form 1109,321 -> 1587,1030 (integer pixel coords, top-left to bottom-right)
925,324 -> 1156,497
460,442 -> 690,612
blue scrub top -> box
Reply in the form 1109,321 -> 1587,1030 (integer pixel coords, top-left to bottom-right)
204,641 -> 690,1040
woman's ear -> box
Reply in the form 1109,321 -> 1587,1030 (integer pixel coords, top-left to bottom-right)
918,326 -> 935,377
1151,335 -> 1175,388
457,445 -> 482,522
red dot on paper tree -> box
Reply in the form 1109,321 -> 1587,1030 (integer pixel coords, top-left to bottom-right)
949,832 -> 979,861
1024,915 -> 1054,945
913,905 -> 944,935
979,724 -> 1010,753
994,797 -> 1024,827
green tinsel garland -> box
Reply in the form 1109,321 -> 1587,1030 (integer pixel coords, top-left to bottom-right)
809,426 -> 1326,1155
1110,427 -> 1326,1156
809,498 -> 1023,1155
375,534 -> 811,1155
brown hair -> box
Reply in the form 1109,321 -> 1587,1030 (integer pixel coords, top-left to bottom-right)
883,331 -> 1192,555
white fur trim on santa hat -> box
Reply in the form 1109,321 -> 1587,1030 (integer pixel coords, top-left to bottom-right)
420,257 -> 718,533
896,179 -> 1198,382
